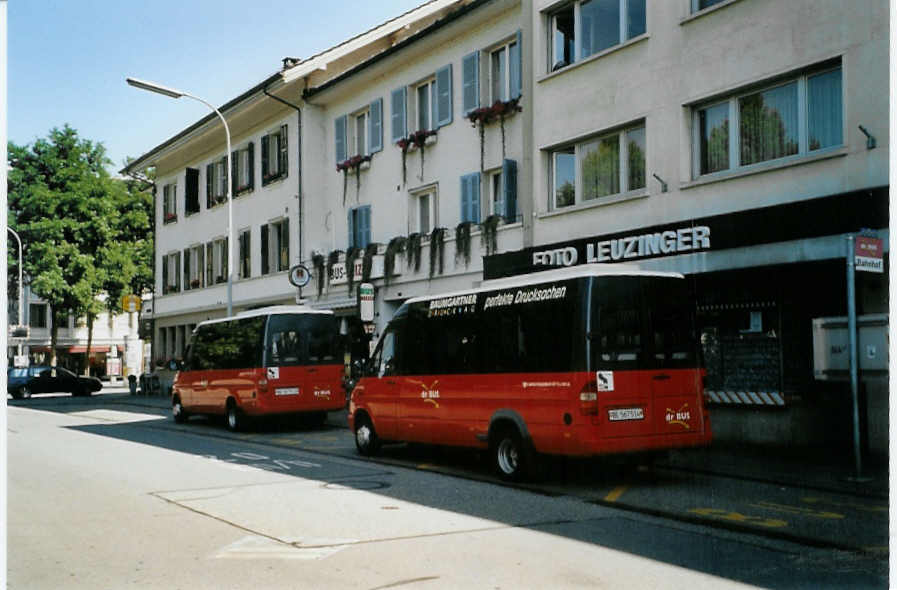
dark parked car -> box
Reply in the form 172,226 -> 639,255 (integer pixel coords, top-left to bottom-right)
7,366 -> 102,399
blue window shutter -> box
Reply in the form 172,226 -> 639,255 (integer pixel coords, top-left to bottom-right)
391,87 -> 407,143
260,135 -> 269,179
510,30 -> 522,99
347,209 -> 355,249
460,175 -> 470,222
502,159 -> 518,220
369,98 -> 383,153
335,116 -> 347,163
471,172 -> 481,223
462,51 -> 479,114
247,142 -> 255,190
436,64 -> 453,127
361,205 -> 371,249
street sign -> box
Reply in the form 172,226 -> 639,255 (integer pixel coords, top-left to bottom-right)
289,264 -> 312,288
854,236 -> 883,273
358,283 -> 375,322
121,294 -> 142,313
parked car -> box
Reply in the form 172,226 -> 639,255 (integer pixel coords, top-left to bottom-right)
7,366 -> 102,399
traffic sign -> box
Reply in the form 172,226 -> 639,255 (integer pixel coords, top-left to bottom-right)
854,236 -> 883,273
289,264 -> 312,288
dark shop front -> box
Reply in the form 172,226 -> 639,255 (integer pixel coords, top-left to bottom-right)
485,187 -> 889,453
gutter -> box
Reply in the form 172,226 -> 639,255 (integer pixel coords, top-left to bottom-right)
263,86 -> 305,300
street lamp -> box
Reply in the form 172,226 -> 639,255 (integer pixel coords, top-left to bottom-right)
126,77 -> 234,316
7,227 -> 25,354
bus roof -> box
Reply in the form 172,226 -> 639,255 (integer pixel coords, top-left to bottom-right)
404,264 -> 684,306
195,305 -> 334,328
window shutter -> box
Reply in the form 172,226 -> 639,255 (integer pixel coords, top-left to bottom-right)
510,30 -> 522,100
231,151 -> 238,194
223,236 -> 229,282
247,142 -> 255,190
369,98 -> 383,153
279,124 -> 289,179
260,134 -> 270,180
183,248 -> 190,290
205,243 -> 213,285
502,159 -> 518,220
360,206 -> 371,249
220,157 -> 228,198
347,209 -> 355,249
198,246 -> 205,286
175,251 -> 182,291
206,164 -> 213,208
460,173 -> 481,223
462,51 -> 480,114
260,225 -> 269,275
281,217 -> 290,270
162,255 -> 168,294
436,64 -> 453,127
185,168 -> 199,214
390,87 -> 407,143
335,115 -> 347,163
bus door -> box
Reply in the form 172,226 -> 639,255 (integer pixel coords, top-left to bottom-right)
364,327 -> 399,439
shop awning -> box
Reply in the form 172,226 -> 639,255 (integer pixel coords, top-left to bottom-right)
68,345 -> 111,354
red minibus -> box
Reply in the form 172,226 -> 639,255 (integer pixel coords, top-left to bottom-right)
173,306 -> 344,431
349,264 -> 711,480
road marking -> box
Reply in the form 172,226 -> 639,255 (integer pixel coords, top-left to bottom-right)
214,535 -> 353,560
802,496 -> 888,513
689,507 -> 787,528
604,486 -> 628,502
750,501 -> 843,519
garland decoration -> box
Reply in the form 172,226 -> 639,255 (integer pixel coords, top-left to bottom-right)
429,227 -> 446,278
345,247 -> 360,295
481,214 -> 502,256
384,236 -> 407,286
326,249 -> 342,292
361,243 -> 380,284
455,221 -> 473,266
407,232 -> 423,273
397,130 -> 436,183
312,252 -> 325,298
336,155 -> 372,205
466,97 -> 522,175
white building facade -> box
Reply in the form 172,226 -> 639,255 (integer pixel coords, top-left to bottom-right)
126,0 -> 888,450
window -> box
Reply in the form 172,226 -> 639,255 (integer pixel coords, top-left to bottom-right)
206,238 -> 228,284
185,168 -> 200,215
162,251 -> 181,294
487,159 -> 518,220
336,98 -> 383,163
162,183 -> 177,223
391,65 -> 451,142
693,65 -> 843,178
183,245 -> 204,290
232,143 -> 254,195
549,0 -> 645,70
411,189 -> 436,234
261,219 -> 289,274
551,123 -> 645,209
691,0 -> 727,12
490,39 -> 520,103
206,157 -> 227,207
460,172 -> 481,223
415,79 -> 435,132
238,229 -> 251,279
348,206 -> 371,249
29,303 -> 47,328
261,125 -> 288,185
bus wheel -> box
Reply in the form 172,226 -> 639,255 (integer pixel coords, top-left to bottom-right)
492,428 -> 528,481
172,397 -> 188,424
354,415 -> 380,456
226,400 -> 242,432
19,386 -> 31,400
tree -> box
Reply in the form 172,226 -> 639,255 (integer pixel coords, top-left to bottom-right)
7,125 -> 140,370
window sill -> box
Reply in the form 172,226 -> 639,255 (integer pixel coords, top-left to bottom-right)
538,189 -> 650,219
262,174 -> 286,187
346,160 -> 371,175
681,147 -> 848,190
680,0 -> 745,25
163,218 -> 178,225
538,34 -> 649,84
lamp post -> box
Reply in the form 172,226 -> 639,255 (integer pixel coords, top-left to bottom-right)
126,77 -> 234,316
7,227 -> 24,355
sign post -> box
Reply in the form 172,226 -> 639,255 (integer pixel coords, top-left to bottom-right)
845,234 -> 881,482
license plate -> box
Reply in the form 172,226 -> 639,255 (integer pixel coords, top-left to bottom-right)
275,387 -> 300,396
608,407 -> 644,421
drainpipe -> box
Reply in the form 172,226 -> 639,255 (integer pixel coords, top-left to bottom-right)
263,86 -> 304,300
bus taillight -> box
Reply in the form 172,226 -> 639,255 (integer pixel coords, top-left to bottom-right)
579,381 -> 599,415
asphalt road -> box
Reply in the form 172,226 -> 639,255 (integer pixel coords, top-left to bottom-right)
7,392 -> 889,588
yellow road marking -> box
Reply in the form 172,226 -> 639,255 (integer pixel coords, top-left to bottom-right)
802,496 -> 888,513
751,501 -> 843,519
690,507 -> 787,528
604,485 -> 628,502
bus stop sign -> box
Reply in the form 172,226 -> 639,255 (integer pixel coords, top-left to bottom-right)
854,236 -> 883,273
289,264 -> 312,288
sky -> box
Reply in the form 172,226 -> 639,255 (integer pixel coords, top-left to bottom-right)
7,0 -> 427,174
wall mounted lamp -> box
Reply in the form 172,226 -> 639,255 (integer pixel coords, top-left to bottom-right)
858,125 -> 876,149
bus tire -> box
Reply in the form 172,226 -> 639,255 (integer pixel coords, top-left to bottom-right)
491,427 -> 529,482
354,414 -> 380,456
225,400 -> 243,432
172,396 -> 188,424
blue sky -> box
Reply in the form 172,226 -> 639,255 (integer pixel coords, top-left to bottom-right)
8,0 -> 426,173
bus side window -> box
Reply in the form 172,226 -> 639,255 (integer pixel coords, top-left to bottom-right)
379,330 -> 396,377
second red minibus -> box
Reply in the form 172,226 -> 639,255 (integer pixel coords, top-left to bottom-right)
349,264 -> 711,480
173,306 -> 344,430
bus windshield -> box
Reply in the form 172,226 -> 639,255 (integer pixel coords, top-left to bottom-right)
591,276 -> 698,370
